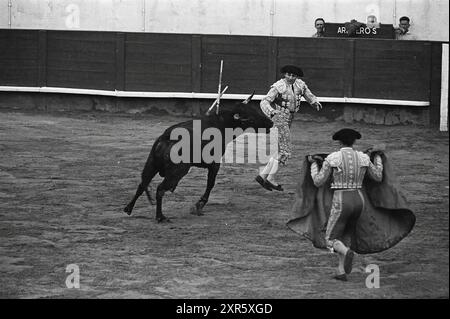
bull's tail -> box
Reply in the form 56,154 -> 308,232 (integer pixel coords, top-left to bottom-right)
124,145 -> 159,215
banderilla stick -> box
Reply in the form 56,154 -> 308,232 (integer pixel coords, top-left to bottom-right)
216,60 -> 224,115
206,85 -> 228,115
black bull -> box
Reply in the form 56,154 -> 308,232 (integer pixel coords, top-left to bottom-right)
124,94 -> 273,222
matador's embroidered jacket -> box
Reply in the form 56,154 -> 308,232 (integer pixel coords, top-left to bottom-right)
311,148 -> 383,189
260,78 -> 319,118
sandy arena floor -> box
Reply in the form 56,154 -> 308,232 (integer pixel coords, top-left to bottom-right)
0,109 -> 448,298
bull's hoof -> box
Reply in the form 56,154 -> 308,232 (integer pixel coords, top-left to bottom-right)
333,274 -> 348,281
190,209 -> 204,216
344,249 -> 354,274
123,206 -> 133,215
190,202 -> 205,216
156,215 -> 171,223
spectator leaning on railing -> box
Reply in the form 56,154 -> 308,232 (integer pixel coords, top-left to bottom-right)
344,19 -> 365,37
395,16 -> 418,40
312,18 -> 326,38
366,15 -> 380,28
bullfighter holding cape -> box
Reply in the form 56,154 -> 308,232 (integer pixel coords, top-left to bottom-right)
287,128 -> 416,281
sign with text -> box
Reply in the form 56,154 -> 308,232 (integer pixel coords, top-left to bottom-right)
323,23 -> 395,39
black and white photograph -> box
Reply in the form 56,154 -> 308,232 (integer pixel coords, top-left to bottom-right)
0,0 -> 448,306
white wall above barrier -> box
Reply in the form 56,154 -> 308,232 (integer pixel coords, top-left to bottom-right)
0,0 -> 448,41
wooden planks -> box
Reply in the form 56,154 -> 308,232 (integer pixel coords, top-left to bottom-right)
125,33 -> 192,92
278,37 -> 348,97
201,35 -> 269,95
46,31 -> 116,90
0,30 -> 39,86
430,42 -> 443,126
353,39 -> 431,101
0,29 -> 443,105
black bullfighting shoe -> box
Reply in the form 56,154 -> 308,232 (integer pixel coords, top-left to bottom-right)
344,249 -> 355,274
255,175 -> 273,191
265,180 -> 284,191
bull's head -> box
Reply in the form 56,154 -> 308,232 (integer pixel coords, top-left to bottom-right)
226,92 -> 273,133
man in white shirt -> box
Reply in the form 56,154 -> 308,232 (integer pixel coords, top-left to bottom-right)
395,16 -> 418,40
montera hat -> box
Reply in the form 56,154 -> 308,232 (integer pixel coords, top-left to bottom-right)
280,65 -> 304,77
332,128 -> 362,145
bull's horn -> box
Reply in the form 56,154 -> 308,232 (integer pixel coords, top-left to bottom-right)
242,91 -> 255,104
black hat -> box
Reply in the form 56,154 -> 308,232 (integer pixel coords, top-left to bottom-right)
332,128 -> 361,146
280,65 -> 303,77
